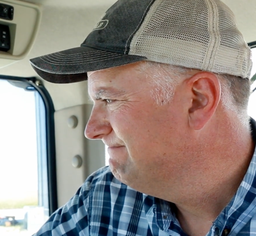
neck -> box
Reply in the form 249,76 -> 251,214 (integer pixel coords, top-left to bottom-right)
174,118 -> 255,236
176,207 -> 216,236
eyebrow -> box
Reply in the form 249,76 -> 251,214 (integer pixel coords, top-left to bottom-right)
95,89 -> 107,100
93,87 -> 126,100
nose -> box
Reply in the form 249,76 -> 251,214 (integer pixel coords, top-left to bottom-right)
85,105 -> 112,140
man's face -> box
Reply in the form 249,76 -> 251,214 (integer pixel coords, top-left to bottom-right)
85,62 -> 187,195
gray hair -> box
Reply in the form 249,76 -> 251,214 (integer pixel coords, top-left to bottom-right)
139,61 -> 251,127
138,62 -> 195,105
217,73 -> 251,128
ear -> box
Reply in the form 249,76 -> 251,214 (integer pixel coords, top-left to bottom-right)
187,72 -> 221,130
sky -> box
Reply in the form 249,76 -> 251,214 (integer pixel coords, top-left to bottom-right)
0,80 -> 38,203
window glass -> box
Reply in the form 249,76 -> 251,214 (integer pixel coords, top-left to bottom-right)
0,79 -> 49,235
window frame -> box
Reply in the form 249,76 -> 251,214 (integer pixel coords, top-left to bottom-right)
0,75 -> 58,214
249,41 -> 256,93
248,41 -> 256,49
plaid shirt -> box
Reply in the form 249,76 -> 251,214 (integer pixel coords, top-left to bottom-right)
34,120 -> 256,236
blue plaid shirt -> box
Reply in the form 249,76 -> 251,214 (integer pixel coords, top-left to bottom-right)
34,120 -> 256,236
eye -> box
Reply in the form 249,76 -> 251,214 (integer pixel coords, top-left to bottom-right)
103,99 -> 114,104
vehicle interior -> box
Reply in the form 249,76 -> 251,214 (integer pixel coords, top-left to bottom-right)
0,0 -> 255,235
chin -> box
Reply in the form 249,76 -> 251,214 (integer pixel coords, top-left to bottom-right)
109,159 -> 131,185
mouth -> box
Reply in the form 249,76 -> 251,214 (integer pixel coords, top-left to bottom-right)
107,145 -> 125,156
108,145 -> 125,150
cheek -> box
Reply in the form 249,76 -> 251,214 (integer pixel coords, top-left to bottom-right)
110,100 -> 174,148
113,108 -> 153,136
109,103 -> 144,129
109,111 -> 151,155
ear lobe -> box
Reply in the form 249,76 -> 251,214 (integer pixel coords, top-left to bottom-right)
188,72 -> 221,130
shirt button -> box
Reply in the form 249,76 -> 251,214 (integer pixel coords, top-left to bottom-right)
222,228 -> 230,236
215,227 -> 220,236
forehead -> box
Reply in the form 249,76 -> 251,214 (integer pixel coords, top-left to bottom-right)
87,62 -> 150,88
88,61 -> 147,78
87,62 -> 156,100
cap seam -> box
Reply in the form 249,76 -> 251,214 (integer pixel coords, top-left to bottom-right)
202,0 -> 220,71
124,0 -> 155,55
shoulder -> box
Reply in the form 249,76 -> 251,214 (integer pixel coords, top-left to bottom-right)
33,167 -> 143,235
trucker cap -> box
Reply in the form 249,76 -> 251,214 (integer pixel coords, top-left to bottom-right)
30,0 -> 252,83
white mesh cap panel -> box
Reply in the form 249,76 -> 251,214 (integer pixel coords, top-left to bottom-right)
213,1 -> 251,77
129,0 -> 252,78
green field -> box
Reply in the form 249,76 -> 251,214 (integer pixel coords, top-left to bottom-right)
0,199 -> 37,209
0,193 -> 37,209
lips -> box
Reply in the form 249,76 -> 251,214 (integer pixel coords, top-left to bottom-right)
108,145 -> 125,151
108,145 -> 124,148
107,145 -> 125,157
103,137 -> 125,148
102,137 -> 126,160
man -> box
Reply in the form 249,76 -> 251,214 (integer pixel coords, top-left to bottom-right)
30,0 -> 255,235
